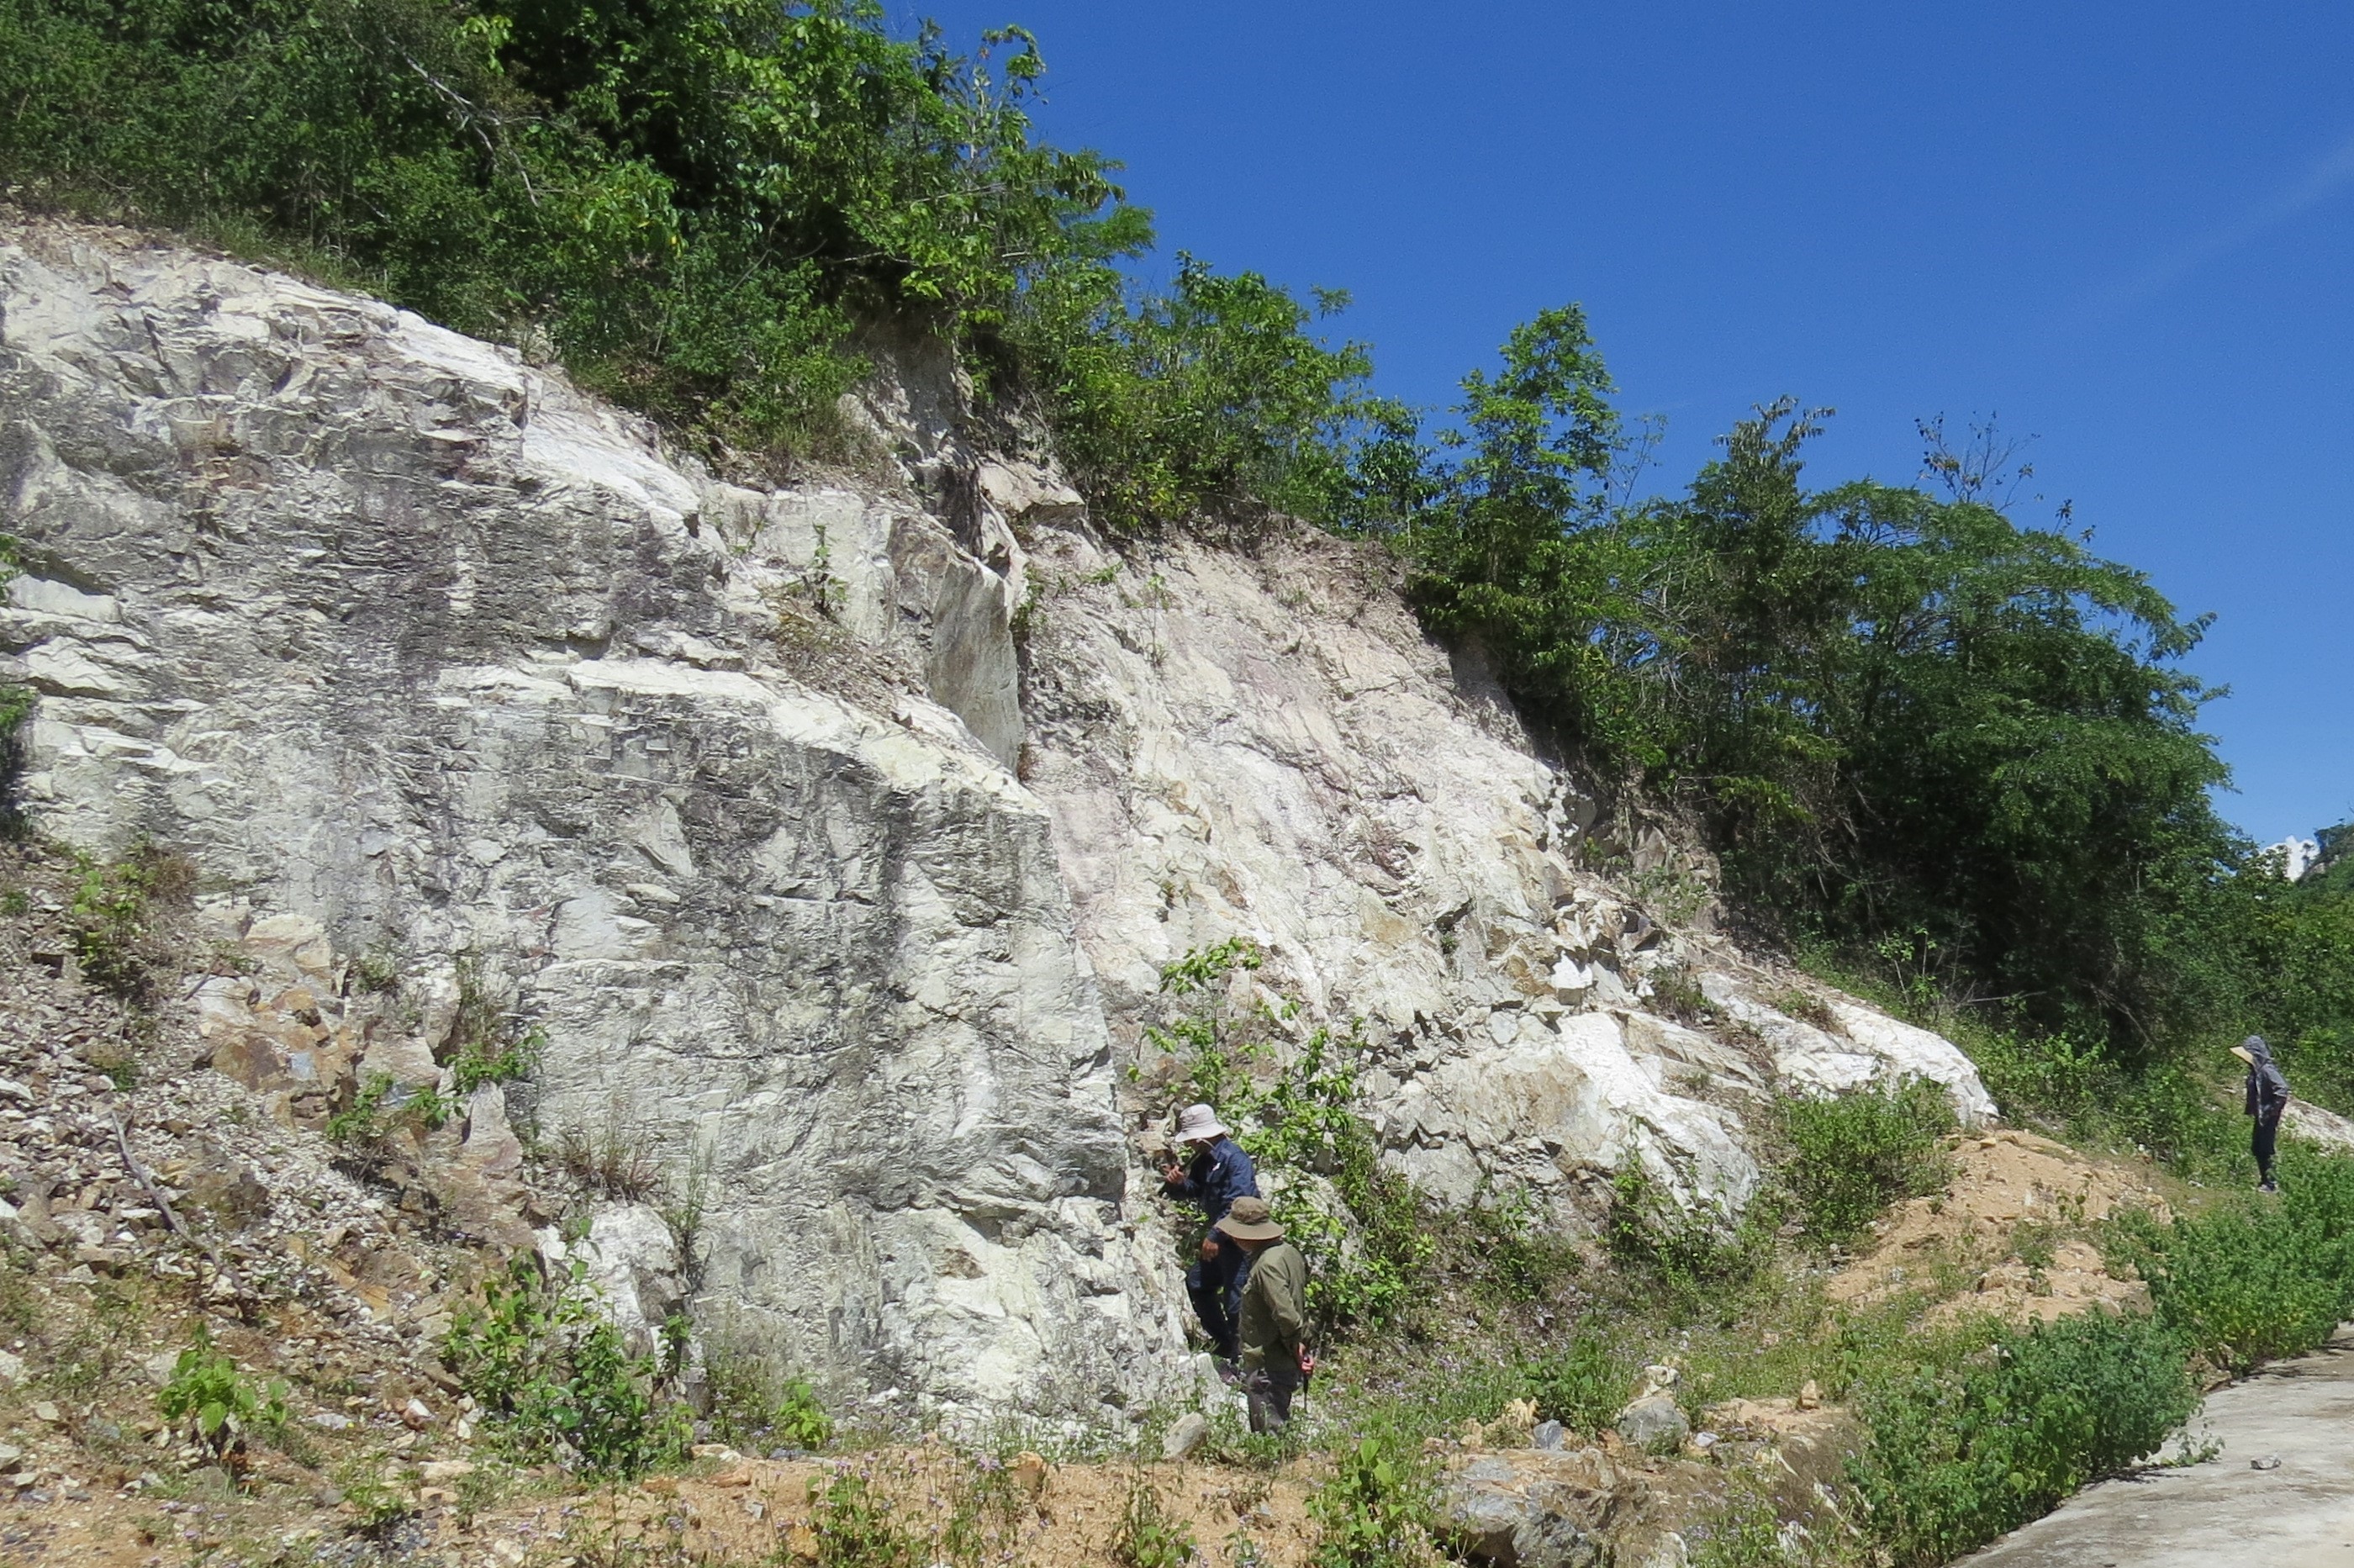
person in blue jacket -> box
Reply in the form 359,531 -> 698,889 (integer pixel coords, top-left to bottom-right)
1159,1102 -> 1259,1364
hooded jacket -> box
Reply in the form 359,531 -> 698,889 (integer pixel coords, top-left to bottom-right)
2243,1035 -> 2292,1120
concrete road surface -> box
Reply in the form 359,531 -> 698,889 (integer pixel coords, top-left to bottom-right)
1961,1326 -> 2354,1566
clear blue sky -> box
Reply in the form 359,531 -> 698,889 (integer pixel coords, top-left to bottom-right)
913,1 -> 2354,844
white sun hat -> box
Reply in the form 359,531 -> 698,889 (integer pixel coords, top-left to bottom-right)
1173,1104 -> 1228,1142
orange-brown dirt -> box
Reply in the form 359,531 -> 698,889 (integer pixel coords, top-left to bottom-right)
1825,1128 -> 2170,1326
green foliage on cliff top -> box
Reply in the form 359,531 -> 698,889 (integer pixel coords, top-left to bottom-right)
0,0 -> 1142,454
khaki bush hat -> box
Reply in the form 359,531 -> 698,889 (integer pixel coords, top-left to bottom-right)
1216,1196 -> 1284,1242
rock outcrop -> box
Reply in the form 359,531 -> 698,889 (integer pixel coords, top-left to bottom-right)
0,213 -> 1998,1411
1013,522 -> 1992,1226
0,218 -> 1178,1420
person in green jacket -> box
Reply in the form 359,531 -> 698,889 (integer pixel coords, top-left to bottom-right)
1216,1196 -> 1309,1433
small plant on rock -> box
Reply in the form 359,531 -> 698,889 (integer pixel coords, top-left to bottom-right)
556,1117 -> 666,1202
442,1256 -> 687,1477
327,1072 -> 455,1148
1643,963 -> 1717,1027
158,1328 -> 288,1470
452,1027 -> 544,1095
67,844 -> 197,1006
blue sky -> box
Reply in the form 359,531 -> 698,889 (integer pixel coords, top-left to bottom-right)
912,1 -> 2354,844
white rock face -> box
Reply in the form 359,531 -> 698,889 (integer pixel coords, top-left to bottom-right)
1015,523 -> 1997,1223
0,218 -> 1181,1419
0,215 -> 2000,1410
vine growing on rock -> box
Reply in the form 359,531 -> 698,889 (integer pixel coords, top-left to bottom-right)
1141,938 -> 1431,1335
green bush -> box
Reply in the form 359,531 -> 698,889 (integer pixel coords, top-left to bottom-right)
1519,1326 -> 1639,1438
451,1027 -> 542,1095
808,1467 -> 926,1568
1847,1308 -> 2196,1566
442,1256 -> 687,1476
1780,1081 -> 1956,1247
705,1341 -> 832,1452
1111,1470 -> 1195,1568
1011,255 -> 1401,532
327,1070 -> 454,1147
1310,1430 -> 1437,1568
66,844 -> 195,1006
159,1328 -> 289,1459
2115,1149 -> 2354,1372
0,0 -> 1141,453
1602,1166 -> 1775,1323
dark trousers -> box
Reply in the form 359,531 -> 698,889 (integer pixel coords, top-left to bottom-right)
2255,1108 -> 2282,1185
1185,1241 -> 1253,1359
1243,1359 -> 1299,1433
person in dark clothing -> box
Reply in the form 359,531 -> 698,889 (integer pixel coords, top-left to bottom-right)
1159,1102 -> 1259,1362
2235,1035 -> 2291,1193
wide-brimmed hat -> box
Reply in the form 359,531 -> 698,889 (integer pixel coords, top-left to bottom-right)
1216,1196 -> 1284,1242
1174,1104 -> 1228,1143
2230,1043 -> 2256,1066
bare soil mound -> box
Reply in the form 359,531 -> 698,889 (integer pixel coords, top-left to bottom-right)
1827,1129 -> 2169,1325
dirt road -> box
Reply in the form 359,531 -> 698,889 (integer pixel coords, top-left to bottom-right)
1961,1326 -> 2354,1567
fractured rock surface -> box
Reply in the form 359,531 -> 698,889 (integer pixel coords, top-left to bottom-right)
0,217 -> 1179,1417
0,211 -> 2002,1409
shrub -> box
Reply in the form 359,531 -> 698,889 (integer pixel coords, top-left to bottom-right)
1311,1431 -> 1438,1568
66,844 -> 197,1006
451,1027 -> 542,1095
0,0 -> 1151,457
159,1328 -> 289,1463
441,1257 -> 687,1476
1143,940 -> 1433,1334
1459,1187 -> 1581,1303
1519,1326 -> 1639,1438
705,1338 -> 832,1453
327,1071 -> 454,1148
555,1118 -> 667,1202
2115,1149 -> 2354,1371
1602,1166 -> 1775,1322
1011,255 -> 1400,532
808,1467 -> 926,1568
1847,1309 -> 2196,1566
1780,1080 -> 1956,1247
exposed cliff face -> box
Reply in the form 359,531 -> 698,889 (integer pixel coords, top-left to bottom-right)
1012,523 -> 1992,1227
0,214 -> 1993,1412
0,219 -> 1179,1420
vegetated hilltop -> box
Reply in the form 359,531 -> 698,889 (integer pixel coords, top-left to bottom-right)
6,3 -> 2354,1566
